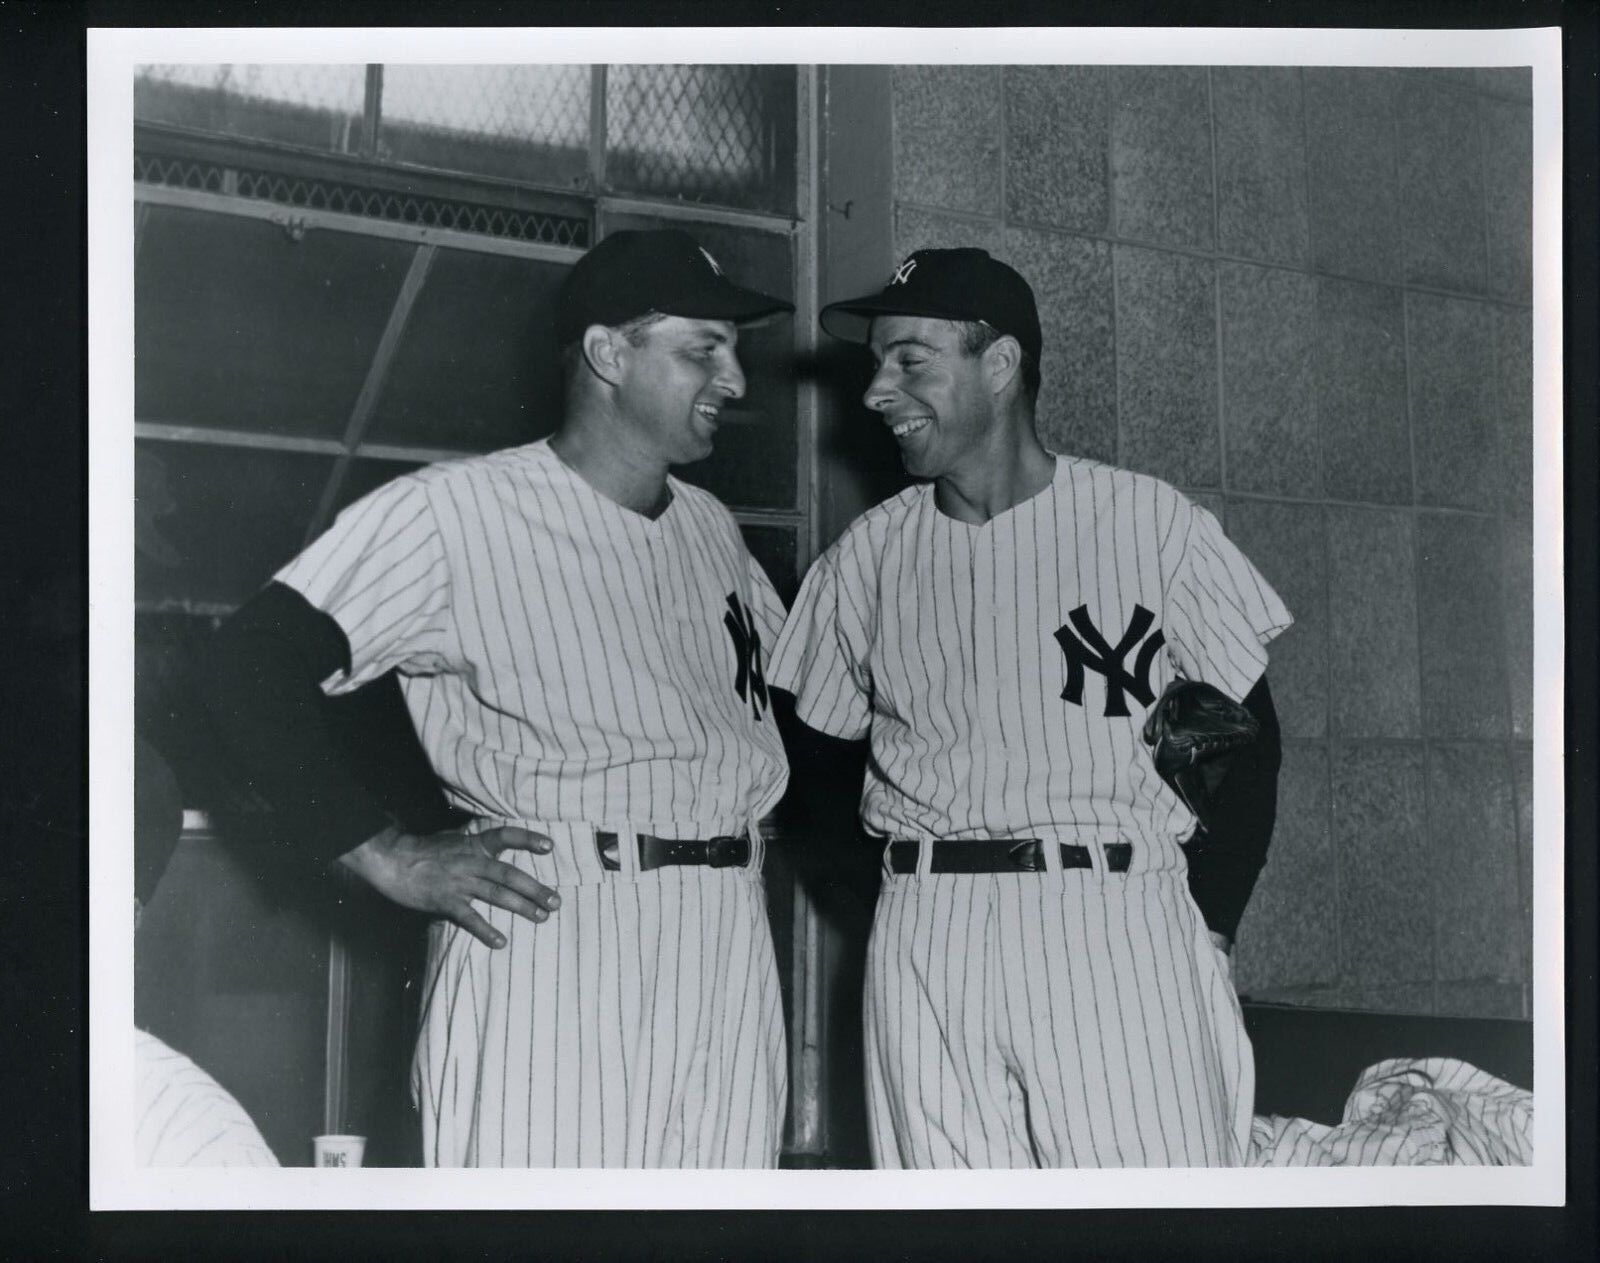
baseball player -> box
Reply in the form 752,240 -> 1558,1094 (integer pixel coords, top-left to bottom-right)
769,248 -> 1291,1169
203,229 -> 794,1168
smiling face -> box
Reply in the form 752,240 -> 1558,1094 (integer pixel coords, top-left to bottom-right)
613,315 -> 747,466
864,315 -> 1000,481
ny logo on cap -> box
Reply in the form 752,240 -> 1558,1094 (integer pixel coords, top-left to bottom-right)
890,256 -> 918,286
698,246 -> 724,276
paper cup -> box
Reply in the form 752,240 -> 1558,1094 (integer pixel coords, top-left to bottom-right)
312,1134 -> 367,1168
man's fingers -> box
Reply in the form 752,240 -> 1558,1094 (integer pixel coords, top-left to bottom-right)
481,826 -> 554,855
466,877 -> 551,926
485,861 -> 562,912
447,899 -> 507,950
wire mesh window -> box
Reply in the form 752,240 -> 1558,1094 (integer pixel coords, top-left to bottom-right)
135,63 -> 798,215
136,64 -> 370,154
377,65 -> 592,189
607,65 -> 796,213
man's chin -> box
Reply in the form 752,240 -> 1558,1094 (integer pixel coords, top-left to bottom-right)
673,438 -> 716,467
898,449 -> 933,479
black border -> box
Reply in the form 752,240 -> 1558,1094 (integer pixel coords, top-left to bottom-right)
3,0 -> 1592,1256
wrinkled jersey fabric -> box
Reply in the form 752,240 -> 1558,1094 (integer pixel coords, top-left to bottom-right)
1249,1056 -> 1533,1166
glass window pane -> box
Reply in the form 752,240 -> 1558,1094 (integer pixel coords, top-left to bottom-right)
135,64 -> 369,155
366,248 -> 568,453
603,215 -> 797,511
378,65 -> 592,189
607,65 -> 796,214
137,440 -> 336,610
136,206 -> 417,439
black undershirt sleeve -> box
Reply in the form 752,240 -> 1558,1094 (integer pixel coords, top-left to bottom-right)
199,580 -> 465,870
1181,675 -> 1282,944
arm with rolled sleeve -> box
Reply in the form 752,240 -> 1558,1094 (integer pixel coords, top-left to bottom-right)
1162,503 -> 1293,948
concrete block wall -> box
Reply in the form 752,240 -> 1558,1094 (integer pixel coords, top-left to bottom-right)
889,65 -> 1534,1018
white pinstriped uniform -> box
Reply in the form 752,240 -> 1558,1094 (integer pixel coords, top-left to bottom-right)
136,1030 -> 279,1168
276,439 -> 789,1168
1249,1057 -> 1533,1166
770,455 -> 1291,1168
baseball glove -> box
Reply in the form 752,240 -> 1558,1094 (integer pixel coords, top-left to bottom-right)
1141,678 -> 1260,823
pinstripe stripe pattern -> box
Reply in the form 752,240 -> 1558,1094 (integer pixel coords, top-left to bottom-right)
864,869 -> 1251,1168
275,440 -> 790,1168
770,456 -> 1289,853
277,440 -> 789,836
770,455 -> 1290,1168
136,1030 -> 279,1168
413,865 -> 786,1168
1248,1057 -> 1534,1166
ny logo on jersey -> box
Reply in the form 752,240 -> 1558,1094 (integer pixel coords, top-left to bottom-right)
1054,603 -> 1166,718
723,592 -> 769,721
889,256 -> 918,286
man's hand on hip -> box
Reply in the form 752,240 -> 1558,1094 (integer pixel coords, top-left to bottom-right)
339,824 -> 560,948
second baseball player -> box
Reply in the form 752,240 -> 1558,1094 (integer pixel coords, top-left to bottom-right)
770,247 -> 1291,1168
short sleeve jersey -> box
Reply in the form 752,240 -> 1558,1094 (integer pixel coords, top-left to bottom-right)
768,456 -> 1291,849
274,440 -> 789,837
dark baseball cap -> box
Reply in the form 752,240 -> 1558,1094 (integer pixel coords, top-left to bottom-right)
819,247 -> 1042,365
556,228 -> 794,346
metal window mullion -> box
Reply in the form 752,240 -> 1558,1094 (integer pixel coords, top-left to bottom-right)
361,64 -> 383,159
136,423 -> 347,457
595,191 -> 799,236
589,65 -> 608,199
795,66 -> 820,570
136,422 -> 487,471
324,932 -> 352,1136
134,182 -> 588,267
305,243 -> 438,546
787,63 -> 827,1162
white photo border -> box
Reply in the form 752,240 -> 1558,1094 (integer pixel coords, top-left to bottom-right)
88,23 -> 1565,1210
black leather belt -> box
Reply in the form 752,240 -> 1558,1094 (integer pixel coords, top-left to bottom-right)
596,831 -> 751,873
887,839 -> 1133,875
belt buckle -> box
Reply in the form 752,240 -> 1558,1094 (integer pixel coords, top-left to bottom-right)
705,834 -> 742,868
1007,840 -> 1042,872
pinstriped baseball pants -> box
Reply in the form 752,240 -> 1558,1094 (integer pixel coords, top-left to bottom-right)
864,865 -> 1254,1168
412,861 -> 787,1168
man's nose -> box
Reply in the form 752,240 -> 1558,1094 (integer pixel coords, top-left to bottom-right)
716,353 -> 747,401
863,365 -> 896,412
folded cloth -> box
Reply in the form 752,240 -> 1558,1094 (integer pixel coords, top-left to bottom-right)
1248,1056 -> 1533,1166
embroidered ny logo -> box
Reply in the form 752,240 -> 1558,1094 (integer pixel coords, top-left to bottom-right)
722,592 -> 769,721
1054,603 -> 1166,718
890,256 -> 918,286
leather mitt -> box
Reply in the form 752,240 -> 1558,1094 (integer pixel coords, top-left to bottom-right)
1141,678 -> 1260,824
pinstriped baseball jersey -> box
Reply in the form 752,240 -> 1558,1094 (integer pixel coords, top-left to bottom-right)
276,439 -> 789,839
769,455 -> 1289,863
275,438 -> 790,1168
136,1030 -> 279,1167
1248,1057 -> 1534,1166
769,454 -> 1291,1169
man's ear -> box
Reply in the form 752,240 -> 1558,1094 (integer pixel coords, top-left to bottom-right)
581,324 -> 627,387
983,333 -> 1023,399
